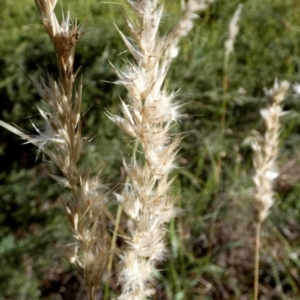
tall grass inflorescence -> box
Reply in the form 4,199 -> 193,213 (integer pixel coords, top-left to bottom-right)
1,0 -> 111,298
221,3 -> 243,133
107,0 -> 212,298
251,80 -> 290,300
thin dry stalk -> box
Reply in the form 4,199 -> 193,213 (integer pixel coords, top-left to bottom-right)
251,80 -> 290,300
1,1 -> 111,298
108,1 -> 211,299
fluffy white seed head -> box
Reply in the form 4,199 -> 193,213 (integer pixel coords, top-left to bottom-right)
224,4 -> 243,57
252,80 -> 289,223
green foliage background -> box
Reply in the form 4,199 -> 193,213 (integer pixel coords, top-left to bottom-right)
0,0 -> 300,299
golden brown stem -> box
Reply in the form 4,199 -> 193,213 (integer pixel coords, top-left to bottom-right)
254,221 -> 262,300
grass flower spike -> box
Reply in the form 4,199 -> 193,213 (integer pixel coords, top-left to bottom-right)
224,4 -> 243,59
252,80 -> 290,223
252,79 -> 290,300
108,1 -> 212,298
167,0 -> 213,59
1,1 -> 111,298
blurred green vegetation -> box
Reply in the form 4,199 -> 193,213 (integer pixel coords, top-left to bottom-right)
0,0 -> 300,299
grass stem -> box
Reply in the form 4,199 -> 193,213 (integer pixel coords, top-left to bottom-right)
104,204 -> 123,300
254,221 -> 261,300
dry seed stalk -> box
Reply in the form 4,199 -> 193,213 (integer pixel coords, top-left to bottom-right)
108,1 -> 212,298
33,2 -> 112,297
251,80 -> 290,300
1,1 -> 111,298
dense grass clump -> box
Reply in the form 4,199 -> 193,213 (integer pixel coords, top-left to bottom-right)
0,0 -> 300,299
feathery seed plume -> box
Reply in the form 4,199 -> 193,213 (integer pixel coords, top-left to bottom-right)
224,4 -> 243,58
252,79 -> 289,300
252,79 -> 290,222
108,0 -> 212,298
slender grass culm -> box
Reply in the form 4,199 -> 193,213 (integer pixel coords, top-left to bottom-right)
251,80 -> 290,300
0,1 -> 111,299
107,0 -> 212,299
